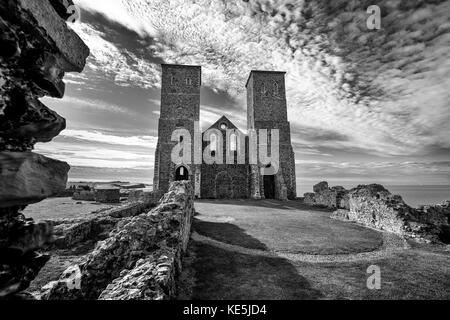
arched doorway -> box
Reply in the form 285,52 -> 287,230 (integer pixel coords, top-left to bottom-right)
175,166 -> 189,181
263,165 -> 275,199
215,171 -> 233,199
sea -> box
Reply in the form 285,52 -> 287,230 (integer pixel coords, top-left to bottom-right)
298,184 -> 450,208
387,185 -> 450,208
67,176 -> 450,208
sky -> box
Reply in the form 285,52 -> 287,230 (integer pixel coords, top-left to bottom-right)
36,0 -> 450,194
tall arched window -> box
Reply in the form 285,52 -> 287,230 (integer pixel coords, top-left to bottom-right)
210,134 -> 217,152
230,133 -> 237,151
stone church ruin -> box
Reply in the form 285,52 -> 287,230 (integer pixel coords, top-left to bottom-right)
153,64 -> 297,200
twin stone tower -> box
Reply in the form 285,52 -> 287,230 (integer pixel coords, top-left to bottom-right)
153,64 -> 296,200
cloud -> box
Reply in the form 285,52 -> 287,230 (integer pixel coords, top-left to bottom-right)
44,0 -> 450,185
35,140 -> 154,169
296,160 -> 450,185
69,22 -> 161,89
75,0 -> 449,157
200,104 -> 247,131
34,129 -> 157,169
60,129 -> 158,148
74,0 -> 157,37
57,96 -> 131,114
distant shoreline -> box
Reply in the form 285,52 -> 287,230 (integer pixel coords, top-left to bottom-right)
68,180 -> 153,186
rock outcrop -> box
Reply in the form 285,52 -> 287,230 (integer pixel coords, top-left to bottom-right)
304,182 -> 450,243
42,181 -> 194,300
0,152 -> 70,208
0,0 -> 89,299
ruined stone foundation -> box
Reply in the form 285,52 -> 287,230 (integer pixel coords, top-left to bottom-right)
304,182 -> 450,244
42,181 -> 194,300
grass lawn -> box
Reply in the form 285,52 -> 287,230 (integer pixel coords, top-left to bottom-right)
195,200 -> 383,255
181,200 -> 450,300
182,241 -> 450,300
22,197 -> 117,222
183,241 -> 323,300
293,245 -> 450,300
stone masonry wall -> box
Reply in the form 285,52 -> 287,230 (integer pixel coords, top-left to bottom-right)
246,71 -> 297,200
303,181 -> 348,209
154,65 -> 201,194
200,116 -> 250,199
42,181 -> 194,300
304,182 -> 450,243
94,188 -> 120,204
0,0 -> 89,299
51,191 -> 163,250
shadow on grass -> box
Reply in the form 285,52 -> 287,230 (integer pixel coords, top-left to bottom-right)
188,218 -> 323,300
189,241 -> 323,300
193,218 -> 268,251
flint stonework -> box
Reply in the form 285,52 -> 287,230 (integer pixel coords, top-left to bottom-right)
153,66 -> 297,201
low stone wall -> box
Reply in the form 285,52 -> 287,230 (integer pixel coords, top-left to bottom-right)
304,182 -> 449,243
72,190 -> 95,201
50,192 -> 162,249
51,217 -> 116,249
303,182 -> 348,209
94,188 -> 120,204
99,249 -> 178,300
331,185 -> 412,234
128,189 -> 163,204
42,181 -> 194,300
324,184 -> 450,243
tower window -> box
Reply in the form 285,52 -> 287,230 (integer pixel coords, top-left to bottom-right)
261,83 -> 268,96
274,82 -> 279,96
170,76 -> 175,85
180,136 -> 184,143
186,77 -> 192,85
